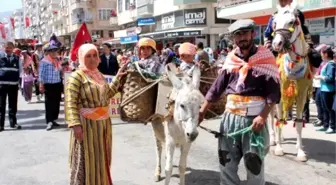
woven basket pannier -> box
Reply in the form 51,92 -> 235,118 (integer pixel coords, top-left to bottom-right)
199,61 -> 226,119
119,69 -> 158,123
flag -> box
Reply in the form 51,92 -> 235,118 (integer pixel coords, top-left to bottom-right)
0,23 -> 5,40
25,16 -> 30,27
70,23 -> 92,62
10,17 -> 15,29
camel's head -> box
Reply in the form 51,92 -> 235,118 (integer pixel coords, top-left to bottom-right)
272,1 -> 302,52
166,64 -> 204,142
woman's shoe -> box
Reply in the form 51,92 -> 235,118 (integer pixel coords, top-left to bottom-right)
325,128 -> 336,134
316,127 -> 328,131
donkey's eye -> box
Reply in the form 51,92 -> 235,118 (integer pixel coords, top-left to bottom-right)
180,104 -> 185,109
289,21 -> 294,25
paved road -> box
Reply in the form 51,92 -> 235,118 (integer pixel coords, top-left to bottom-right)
0,95 -> 335,185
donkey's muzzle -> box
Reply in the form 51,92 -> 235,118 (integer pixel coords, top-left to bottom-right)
187,132 -> 199,142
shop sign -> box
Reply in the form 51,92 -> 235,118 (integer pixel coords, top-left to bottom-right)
165,30 -> 201,38
144,30 -> 201,39
161,13 -> 175,30
126,26 -> 141,36
137,17 -> 155,26
184,8 -> 207,26
217,0 -> 262,8
120,35 -> 139,44
297,0 -> 336,11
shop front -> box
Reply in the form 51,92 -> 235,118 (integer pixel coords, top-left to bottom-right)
251,2 -> 336,46
139,8 -> 209,49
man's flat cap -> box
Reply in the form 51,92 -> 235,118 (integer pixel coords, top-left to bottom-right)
228,19 -> 255,34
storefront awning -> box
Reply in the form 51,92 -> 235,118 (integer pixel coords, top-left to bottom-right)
139,27 -> 209,40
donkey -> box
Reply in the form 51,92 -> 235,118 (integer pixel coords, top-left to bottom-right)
271,2 -> 312,162
150,65 -> 204,185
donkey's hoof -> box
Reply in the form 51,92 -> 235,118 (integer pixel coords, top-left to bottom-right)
270,138 -> 276,146
154,175 -> 161,182
296,151 -> 308,162
274,148 -> 284,156
296,155 -> 308,162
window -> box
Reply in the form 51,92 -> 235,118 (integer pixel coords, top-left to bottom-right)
108,30 -> 114,38
118,0 -> 123,13
98,9 -> 113,20
125,0 -> 130,10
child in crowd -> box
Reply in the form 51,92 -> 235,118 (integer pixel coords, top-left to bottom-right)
21,67 -> 35,103
315,46 -> 336,134
138,37 -> 163,75
178,42 -> 197,76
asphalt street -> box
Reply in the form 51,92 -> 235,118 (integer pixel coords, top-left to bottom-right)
0,95 -> 335,185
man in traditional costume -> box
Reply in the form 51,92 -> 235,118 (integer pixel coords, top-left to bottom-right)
199,19 -> 280,185
65,44 -> 127,185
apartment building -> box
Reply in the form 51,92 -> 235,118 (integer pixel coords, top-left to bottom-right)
23,0 -> 119,44
114,0 -> 232,49
12,9 -> 25,39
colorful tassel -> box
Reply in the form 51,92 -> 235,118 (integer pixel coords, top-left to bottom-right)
296,55 -> 301,61
271,32 -> 275,37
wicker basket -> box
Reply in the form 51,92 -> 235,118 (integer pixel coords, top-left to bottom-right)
199,61 -> 226,119
119,69 -> 158,123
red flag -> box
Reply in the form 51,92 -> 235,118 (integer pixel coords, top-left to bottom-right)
0,23 -> 6,39
25,16 -> 30,27
70,23 -> 92,62
10,17 -> 15,29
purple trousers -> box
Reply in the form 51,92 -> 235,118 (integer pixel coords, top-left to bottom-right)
23,81 -> 34,101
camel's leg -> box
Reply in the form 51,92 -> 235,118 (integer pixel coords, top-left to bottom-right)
274,103 -> 285,156
164,142 -> 175,185
267,108 -> 276,146
294,87 -> 309,162
151,118 -> 165,181
179,143 -> 191,185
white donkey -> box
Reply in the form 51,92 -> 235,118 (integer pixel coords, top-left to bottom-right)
271,2 -> 311,162
150,65 -> 204,185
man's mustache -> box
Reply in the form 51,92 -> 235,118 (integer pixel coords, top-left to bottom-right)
239,40 -> 248,44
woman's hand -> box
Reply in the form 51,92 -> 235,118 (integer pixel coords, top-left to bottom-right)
116,61 -> 128,80
73,125 -> 83,141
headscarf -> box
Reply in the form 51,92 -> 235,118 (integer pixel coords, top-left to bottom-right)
78,44 -> 105,86
179,42 -> 196,56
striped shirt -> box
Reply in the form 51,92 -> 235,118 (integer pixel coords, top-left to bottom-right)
39,59 -> 61,84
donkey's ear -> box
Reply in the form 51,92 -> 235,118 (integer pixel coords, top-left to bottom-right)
192,66 -> 201,89
166,64 -> 183,89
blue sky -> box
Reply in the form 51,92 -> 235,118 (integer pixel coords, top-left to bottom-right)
0,0 -> 22,12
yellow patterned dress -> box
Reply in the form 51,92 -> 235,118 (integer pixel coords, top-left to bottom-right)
65,70 -> 119,185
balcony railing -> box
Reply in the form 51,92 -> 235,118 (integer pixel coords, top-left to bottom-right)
109,17 -> 118,26
72,11 -> 93,25
70,0 -> 93,10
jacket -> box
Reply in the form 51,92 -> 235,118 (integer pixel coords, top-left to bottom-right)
0,52 -> 20,85
320,61 -> 336,92
98,54 -> 119,76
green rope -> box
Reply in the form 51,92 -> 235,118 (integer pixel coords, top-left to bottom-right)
226,125 -> 266,160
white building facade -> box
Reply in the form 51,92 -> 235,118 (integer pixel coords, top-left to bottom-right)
114,0 -> 231,49
22,0 -> 119,45
12,9 -> 25,39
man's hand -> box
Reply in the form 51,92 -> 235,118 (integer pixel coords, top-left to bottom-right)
198,111 -> 206,125
39,84 -> 45,93
73,125 -> 83,142
252,115 -> 266,132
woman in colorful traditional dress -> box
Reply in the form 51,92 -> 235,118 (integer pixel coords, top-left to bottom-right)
65,43 -> 127,185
